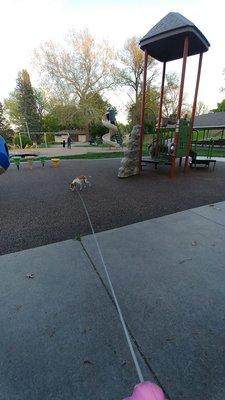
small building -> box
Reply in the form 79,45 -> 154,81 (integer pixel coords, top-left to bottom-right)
194,112 -> 225,136
54,129 -> 87,143
162,112 -> 225,138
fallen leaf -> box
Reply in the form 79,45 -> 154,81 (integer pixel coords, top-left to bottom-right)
166,337 -> 176,342
26,273 -> 35,279
84,359 -> 93,365
48,328 -> 56,338
191,241 -> 198,246
83,327 -> 92,334
179,258 -> 192,265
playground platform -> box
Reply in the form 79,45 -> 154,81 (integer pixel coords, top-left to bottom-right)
0,202 -> 225,400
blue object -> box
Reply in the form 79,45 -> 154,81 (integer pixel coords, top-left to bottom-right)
107,108 -> 116,124
0,135 -> 10,175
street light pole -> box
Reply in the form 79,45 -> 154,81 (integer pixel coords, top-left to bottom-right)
25,122 -> 31,140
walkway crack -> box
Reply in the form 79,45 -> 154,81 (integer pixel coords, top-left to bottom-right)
80,240 -> 171,400
188,209 -> 225,228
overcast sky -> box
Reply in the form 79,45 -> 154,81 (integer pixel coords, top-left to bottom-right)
1,0 -> 225,122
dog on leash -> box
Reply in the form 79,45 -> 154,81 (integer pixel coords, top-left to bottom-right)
70,175 -> 91,191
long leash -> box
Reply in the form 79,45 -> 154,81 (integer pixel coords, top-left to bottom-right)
75,187 -> 144,384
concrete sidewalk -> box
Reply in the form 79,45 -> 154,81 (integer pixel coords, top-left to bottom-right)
1,202 -> 225,399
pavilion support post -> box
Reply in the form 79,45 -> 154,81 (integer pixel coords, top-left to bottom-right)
156,61 -> 166,154
203,129 -> 206,143
184,53 -> 203,172
170,35 -> 189,178
139,49 -> 148,173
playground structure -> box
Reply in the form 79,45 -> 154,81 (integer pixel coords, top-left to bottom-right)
146,127 -> 216,170
102,108 -> 123,148
139,12 -> 211,177
9,155 -> 60,170
0,136 -> 10,175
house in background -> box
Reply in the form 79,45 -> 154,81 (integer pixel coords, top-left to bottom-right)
54,129 -> 87,144
162,112 -> 225,139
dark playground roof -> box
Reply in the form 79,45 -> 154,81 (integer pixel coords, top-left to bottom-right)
140,12 -> 210,62
194,112 -> 225,129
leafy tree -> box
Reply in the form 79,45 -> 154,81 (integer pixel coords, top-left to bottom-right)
212,99 -> 225,112
34,88 -> 48,125
118,36 -> 159,104
4,71 -> 42,134
89,123 -> 107,138
16,69 -> 41,132
42,103 -> 79,132
0,102 -> 14,142
128,85 -> 159,132
78,92 -> 109,122
4,91 -> 21,127
41,92 -> 109,136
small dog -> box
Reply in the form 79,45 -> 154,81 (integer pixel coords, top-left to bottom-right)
70,175 -> 91,191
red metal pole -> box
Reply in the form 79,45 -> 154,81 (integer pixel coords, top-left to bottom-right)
170,35 -> 189,178
139,49 -> 148,173
184,53 -> 203,172
156,62 -> 166,153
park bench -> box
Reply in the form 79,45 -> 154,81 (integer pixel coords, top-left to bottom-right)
190,158 -> 216,171
142,158 -> 172,169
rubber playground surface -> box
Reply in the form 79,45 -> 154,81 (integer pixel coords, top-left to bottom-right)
1,158 -> 225,255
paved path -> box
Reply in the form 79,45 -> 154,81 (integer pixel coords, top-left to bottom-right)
1,202 -> 225,399
10,144 -> 121,157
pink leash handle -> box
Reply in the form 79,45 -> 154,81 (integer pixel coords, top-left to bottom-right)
123,381 -> 167,400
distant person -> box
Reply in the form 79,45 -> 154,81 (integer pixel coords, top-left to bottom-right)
189,148 -> 197,164
67,135 -> 72,149
164,137 -> 173,152
62,139 -> 66,148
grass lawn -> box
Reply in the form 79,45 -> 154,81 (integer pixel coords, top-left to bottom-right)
194,147 -> 225,157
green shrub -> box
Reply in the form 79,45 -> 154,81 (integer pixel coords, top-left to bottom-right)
14,134 -> 32,148
90,123 -> 107,138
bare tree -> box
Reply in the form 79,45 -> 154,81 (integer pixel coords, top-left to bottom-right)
163,72 -> 190,119
220,68 -> 225,92
163,72 -> 179,118
195,101 -> 208,115
34,30 -> 119,103
118,36 -> 159,104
